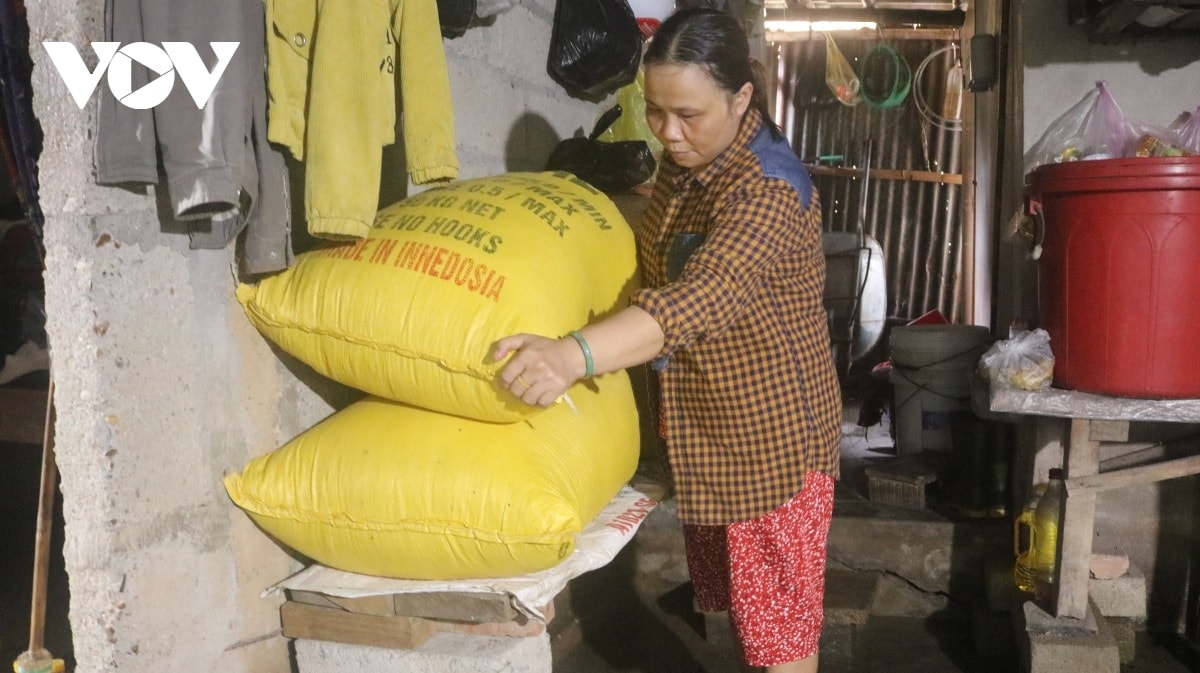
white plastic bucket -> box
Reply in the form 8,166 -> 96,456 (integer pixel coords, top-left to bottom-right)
889,325 -> 993,455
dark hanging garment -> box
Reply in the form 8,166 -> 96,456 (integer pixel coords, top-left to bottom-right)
0,0 -> 44,240
95,0 -> 293,275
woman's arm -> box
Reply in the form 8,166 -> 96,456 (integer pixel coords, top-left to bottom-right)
493,305 -> 665,408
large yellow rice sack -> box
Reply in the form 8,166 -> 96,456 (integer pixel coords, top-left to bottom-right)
223,369 -> 639,580
237,171 -> 637,422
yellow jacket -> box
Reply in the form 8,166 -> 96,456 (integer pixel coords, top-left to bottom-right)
266,0 -> 460,240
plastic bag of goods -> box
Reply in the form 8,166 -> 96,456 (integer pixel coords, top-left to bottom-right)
979,328 -> 1055,391
1023,81 -> 1133,174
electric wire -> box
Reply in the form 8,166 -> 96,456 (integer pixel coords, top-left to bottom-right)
913,45 -> 962,132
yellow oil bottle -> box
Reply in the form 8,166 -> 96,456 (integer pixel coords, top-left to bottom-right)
1012,483 -> 1047,594
1013,468 -> 1065,601
1030,469 -> 1065,603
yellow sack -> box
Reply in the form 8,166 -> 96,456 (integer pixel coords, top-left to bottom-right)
223,370 -> 639,580
237,171 -> 637,422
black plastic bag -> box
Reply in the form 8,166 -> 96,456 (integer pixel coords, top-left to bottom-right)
546,105 -> 656,193
548,0 -> 642,98
437,0 -> 476,38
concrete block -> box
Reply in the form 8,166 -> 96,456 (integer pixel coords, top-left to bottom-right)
1019,597 -> 1100,634
294,631 -> 551,673
1013,600 -> 1119,673
870,572 -> 951,617
828,499 -> 1009,596
1089,564 -> 1147,620
824,568 -> 879,625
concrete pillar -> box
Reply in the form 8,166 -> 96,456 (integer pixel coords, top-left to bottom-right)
23,1 -> 602,672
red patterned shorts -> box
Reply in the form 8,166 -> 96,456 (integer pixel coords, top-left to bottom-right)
682,472 -> 835,667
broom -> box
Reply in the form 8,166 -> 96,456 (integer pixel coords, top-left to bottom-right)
12,378 -> 64,673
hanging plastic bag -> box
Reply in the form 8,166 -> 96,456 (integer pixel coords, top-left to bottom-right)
1023,81 -> 1133,174
824,33 -> 860,107
978,328 -> 1055,391
597,67 -> 663,167
548,0 -> 643,98
547,104 -> 657,193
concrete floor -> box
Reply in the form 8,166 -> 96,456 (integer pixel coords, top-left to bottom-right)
549,406 -> 1200,673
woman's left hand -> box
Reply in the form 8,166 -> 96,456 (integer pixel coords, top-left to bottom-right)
493,333 -> 583,408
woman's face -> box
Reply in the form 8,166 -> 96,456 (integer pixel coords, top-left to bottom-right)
644,63 -> 752,170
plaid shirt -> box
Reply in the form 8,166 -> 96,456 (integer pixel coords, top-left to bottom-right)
631,109 -> 841,525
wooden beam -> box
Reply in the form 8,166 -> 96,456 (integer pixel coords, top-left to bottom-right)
391,591 -> 518,623
805,164 -> 964,185
289,590 -> 396,617
280,602 -> 437,650
1052,418 -> 1100,621
960,0 -> 976,325
1089,419 -> 1129,442
280,601 -> 551,650
766,27 -> 961,42
289,589 -> 524,624
1066,453 -> 1200,494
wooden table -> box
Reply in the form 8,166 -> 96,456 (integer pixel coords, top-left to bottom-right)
989,383 -> 1200,621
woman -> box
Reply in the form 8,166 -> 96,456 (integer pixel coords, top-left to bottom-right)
493,8 -> 841,672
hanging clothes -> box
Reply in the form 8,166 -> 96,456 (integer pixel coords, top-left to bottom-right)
0,0 -> 44,239
95,0 -> 293,276
265,0 -> 459,241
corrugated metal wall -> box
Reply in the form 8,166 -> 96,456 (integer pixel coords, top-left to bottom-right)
769,35 -> 967,322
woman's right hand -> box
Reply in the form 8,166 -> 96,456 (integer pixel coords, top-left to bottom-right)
493,333 -> 585,408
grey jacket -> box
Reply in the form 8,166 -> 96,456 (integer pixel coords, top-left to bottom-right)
95,0 -> 292,275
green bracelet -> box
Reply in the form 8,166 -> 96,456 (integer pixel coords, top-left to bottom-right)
567,330 -> 594,378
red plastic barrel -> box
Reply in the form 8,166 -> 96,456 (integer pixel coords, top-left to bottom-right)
1027,156 -> 1200,399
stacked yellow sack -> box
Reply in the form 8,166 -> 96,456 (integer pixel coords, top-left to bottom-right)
223,370 -> 639,579
237,171 -> 638,422
227,172 -> 642,579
